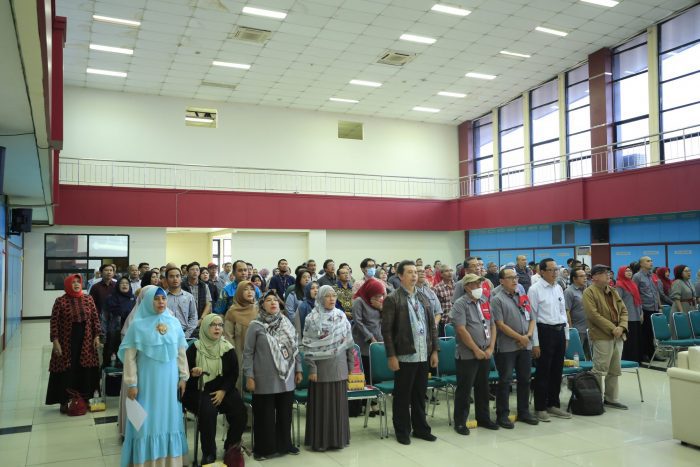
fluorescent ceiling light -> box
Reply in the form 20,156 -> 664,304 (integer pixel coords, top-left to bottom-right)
465,72 -> 496,80
185,116 -> 214,123
329,97 -> 359,103
580,0 -> 619,7
90,44 -> 134,55
438,91 -> 466,98
400,33 -> 437,45
86,68 -> 127,78
413,106 -> 440,113
92,15 -> 140,27
500,50 -> 530,58
430,4 -> 471,16
242,6 -> 287,19
350,79 -> 382,87
535,26 -> 568,37
212,61 -> 251,70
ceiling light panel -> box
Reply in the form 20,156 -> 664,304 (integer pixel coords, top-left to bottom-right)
89,44 -> 134,55
242,6 -> 288,20
430,4 -> 472,16
86,68 -> 127,78
350,79 -> 382,87
465,72 -> 497,80
212,61 -> 251,70
413,106 -> 441,113
500,50 -> 531,58
92,15 -> 141,27
438,91 -> 466,98
535,26 -> 568,37
581,0 -> 619,7
330,97 -> 359,103
399,33 -> 437,45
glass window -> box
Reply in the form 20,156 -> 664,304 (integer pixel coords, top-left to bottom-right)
532,105 -> 559,144
473,114 -> 495,195
660,4 -> 700,52
89,235 -> 128,257
500,98 -> 523,131
498,97 -> 525,191
613,74 -> 649,121
566,63 -> 591,179
45,234 -> 88,257
530,79 -> 560,186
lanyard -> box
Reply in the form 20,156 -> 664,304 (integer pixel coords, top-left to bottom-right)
408,295 -> 426,335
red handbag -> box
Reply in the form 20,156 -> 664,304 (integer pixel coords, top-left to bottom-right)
66,389 -> 88,416
223,445 -> 245,467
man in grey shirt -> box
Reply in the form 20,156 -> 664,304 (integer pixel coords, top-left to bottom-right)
165,266 -> 198,338
565,268 -> 590,359
451,274 -> 498,435
492,268 -> 539,428
632,256 -> 660,362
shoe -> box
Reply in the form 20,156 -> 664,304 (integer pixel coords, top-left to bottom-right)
497,417 -> 514,429
288,446 -> 300,455
518,414 -> 539,425
477,420 -> 499,430
546,407 -> 572,419
604,400 -> 628,410
413,432 -> 437,441
253,453 -> 268,461
59,403 -> 68,414
454,425 -> 470,435
535,410 -> 551,422
201,454 -> 216,465
396,434 -> 411,445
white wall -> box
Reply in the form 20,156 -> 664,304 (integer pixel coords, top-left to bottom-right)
24,226 -> 166,318
62,87 -> 458,179
229,231 -> 308,273
166,232 -> 212,268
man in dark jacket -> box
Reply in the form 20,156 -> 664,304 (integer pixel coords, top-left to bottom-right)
381,260 -> 439,445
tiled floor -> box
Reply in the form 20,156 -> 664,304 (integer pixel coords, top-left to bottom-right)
1,321 -> 698,466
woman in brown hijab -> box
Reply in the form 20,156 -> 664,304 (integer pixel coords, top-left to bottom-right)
225,280 -> 258,387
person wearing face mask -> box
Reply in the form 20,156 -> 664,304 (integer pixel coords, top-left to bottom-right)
119,286 -> 189,466
352,278 -> 386,417
450,274 -> 499,435
351,257 -> 377,294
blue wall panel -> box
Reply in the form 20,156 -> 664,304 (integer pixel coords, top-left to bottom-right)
534,248 -> 576,266
470,250 -> 499,268
611,245 -> 666,274
610,212 -> 700,244
470,223 -> 590,250
500,249 -> 535,266
667,244 -> 700,279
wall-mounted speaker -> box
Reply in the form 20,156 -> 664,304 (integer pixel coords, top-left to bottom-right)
9,208 -> 32,234
590,219 -> 609,244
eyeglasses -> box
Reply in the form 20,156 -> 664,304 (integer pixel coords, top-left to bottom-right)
209,323 -> 224,328
502,276 -> 517,280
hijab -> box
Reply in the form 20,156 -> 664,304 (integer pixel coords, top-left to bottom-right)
195,314 -> 234,385
118,286 -> 186,363
109,277 -> 135,317
121,285 -> 151,338
226,280 -> 258,327
616,266 -> 641,306
253,291 -> 298,381
656,267 -> 672,295
301,285 -> 353,361
353,278 -> 386,306
64,274 -> 84,298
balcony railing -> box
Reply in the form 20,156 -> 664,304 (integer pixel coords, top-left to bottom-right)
59,124 -> 699,200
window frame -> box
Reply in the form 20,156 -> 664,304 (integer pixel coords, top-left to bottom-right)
472,114 -> 495,194
499,97 -> 525,191
529,79 -> 561,186
565,64 -> 592,178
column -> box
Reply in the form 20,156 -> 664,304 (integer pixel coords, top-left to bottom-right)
647,25 -> 661,165
588,48 -> 614,174
457,120 -> 472,196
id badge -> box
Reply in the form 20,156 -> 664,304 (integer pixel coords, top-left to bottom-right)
524,311 -> 530,321
281,345 -> 289,359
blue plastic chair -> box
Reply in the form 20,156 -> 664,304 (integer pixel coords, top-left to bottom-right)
662,304 -> 672,323
689,310 -> 700,339
651,313 -> 695,367
369,342 -> 395,438
672,312 -> 700,345
445,323 -> 455,337
564,328 -> 592,372
292,351 -> 310,446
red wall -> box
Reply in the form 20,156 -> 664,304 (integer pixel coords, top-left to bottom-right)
56,159 -> 700,230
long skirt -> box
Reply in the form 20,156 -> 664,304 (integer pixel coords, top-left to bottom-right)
305,380 -> 350,451
121,352 -> 187,467
622,321 -> 642,363
46,322 -> 100,405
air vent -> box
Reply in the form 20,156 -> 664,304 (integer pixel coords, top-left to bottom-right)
185,107 -> 217,128
201,81 -> 237,90
377,50 -> 416,66
230,26 -> 272,44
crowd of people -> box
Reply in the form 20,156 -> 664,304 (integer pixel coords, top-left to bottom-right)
46,254 -> 699,465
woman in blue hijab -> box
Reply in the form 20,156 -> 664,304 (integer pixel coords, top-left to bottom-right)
119,286 -> 189,467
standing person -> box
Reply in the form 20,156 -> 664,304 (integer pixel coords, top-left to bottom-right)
433,265 -> 456,336
199,268 -> 219,313
557,268 -> 570,291
165,266 -> 198,338
334,266 -> 354,320
451,274 -> 499,435
616,266 -> 643,363
302,285 -> 355,452
295,281 -> 319,341
656,267 -> 674,306
416,266 -> 443,326
351,258 -> 377,294
181,262 -> 212,323
285,269 -> 311,323
564,268 -> 590,359
670,265 -> 697,336
268,259 -> 295,300
374,268 -> 395,294
136,270 -> 160,297
306,259 -> 319,281
492,269 -> 539,428
219,262 -> 233,287
485,262 -> 500,286
138,262 -> 150,277
183,314 -> 247,465
127,265 -> 141,294
90,264 -> 116,319
217,260 -> 262,314
119,286 -> 188,467
582,265 -> 629,410
633,256 -> 661,363
46,274 -> 101,413
243,291 -> 302,461
103,276 -> 135,367
224,281 -> 258,384
695,271 -> 700,300
529,258 -> 571,422
381,260 -> 439,445
317,259 -> 337,287
351,278 -> 386,417
515,255 -> 533,293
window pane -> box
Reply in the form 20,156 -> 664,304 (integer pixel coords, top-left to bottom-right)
615,146 -> 649,170
532,105 -> 559,143
533,162 -> 561,186
614,73 -> 649,121
660,4 -> 700,52
46,234 -> 88,257
567,63 -> 588,85
615,118 -> 650,169
45,272 -> 88,291
568,106 -> 590,134
567,81 -> 589,109
661,72 -> 700,110
568,131 -> 591,155
531,79 -> 558,107
47,259 -> 89,270
474,114 -> 492,126
212,239 -> 220,255
89,235 -> 128,257
501,170 -> 525,191
474,122 -> 493,158
532,140 -> 559,162
661,102 -> 700,132
617,118 -> 649,142
660,42 -> 700,81
613,44 -> 648,79
613,34 -> 646,54
500,126 -> 524,152
501,148 -> 524,169
223,239 -> 231,256
475,175 -> 495,195
500,97 -> 523,130
569,157 -> 592,178
476,157 -> 493,173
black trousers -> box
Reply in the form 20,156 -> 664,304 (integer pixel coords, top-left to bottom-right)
392,361 -> 431,437
495,350 -> 532,419
186,390 -> 247,457
533,324 -> 565,411
454,358 -> 490,427
102,329 -> 121,368
622,321 -> 642,363
640,309 -> 657,361
252,391 -> 293,456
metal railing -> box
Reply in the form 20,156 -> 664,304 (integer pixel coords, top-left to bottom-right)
59,124 -> 699,200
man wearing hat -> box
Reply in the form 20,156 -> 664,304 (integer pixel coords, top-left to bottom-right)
582,265 -> 629,410
450,273 -> 499,435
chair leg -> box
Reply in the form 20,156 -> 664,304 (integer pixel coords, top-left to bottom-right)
635,368 -> 644,402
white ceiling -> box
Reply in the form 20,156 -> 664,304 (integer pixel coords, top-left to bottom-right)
57,0 -> 696,125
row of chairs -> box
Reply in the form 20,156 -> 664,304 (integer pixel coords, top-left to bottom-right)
651,310 -> 700,367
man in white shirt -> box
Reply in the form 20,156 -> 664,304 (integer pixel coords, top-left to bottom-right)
529,258 -> 571,422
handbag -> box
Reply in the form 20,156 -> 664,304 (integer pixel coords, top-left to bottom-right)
67,389 -> 88,416
223,445 -> 245,467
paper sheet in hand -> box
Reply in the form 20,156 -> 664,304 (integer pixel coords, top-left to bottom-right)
125,397 -> 147,431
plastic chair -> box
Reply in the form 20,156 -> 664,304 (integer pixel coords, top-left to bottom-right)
662,305 -> 671,323
369,342 -> 395,439
564,328 -> 592,372
672,312 -> 700,345
651,313 -> 695,367
688,310 -> 700,339
346,344 -> 387,438
292,351 -> 310,446
444,323 -> 455,338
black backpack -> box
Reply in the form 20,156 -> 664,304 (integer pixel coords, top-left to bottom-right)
567,371 -> 604,416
